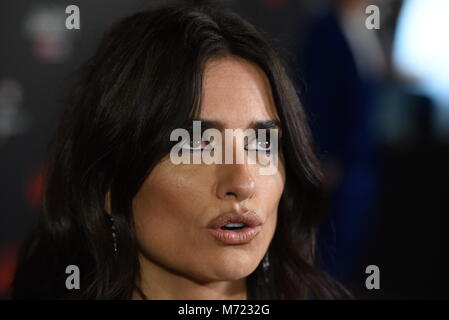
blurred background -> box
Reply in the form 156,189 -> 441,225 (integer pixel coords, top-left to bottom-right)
1,0 -> 448,299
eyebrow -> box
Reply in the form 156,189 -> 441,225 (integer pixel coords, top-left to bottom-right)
188,118 -> 282,131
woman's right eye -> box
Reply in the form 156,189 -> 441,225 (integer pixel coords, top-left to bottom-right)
180,138 -> 211,151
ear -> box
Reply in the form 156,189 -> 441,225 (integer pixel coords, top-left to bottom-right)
104,190 -> 111,215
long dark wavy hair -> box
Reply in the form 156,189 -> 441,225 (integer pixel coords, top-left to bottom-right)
11,3 -> 349,299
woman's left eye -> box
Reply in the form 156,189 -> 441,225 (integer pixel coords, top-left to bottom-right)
246,136 -> 271,152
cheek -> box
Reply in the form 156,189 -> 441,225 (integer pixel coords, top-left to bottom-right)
256,176 -> 284,243
257,161 -> 285,211
132,160 -> 210,261
256,162 -> 285,241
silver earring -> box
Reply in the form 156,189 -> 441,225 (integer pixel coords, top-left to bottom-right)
262,251 -> 270,283
108,215 -> 118,253
262,251 -> 270,270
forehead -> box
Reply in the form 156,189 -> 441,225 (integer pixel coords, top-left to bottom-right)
199,56 -> 279,127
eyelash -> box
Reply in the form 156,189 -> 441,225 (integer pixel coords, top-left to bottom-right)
181,139 -> 211,152
245,137 -> 272,153
181,136 -> 275,153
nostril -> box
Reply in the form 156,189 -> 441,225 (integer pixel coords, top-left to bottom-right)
225,191 -> 237,197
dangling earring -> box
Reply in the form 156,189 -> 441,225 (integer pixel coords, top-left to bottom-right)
262,251 -> 270,283
263,251 -> 270,270
108,215 -> 118,253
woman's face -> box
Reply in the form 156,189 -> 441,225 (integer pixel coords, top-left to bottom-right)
132,56 -> 285,283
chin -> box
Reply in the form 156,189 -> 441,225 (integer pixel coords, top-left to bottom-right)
203,250 -> 262,281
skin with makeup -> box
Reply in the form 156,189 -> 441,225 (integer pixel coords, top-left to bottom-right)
131,56 -> 285,300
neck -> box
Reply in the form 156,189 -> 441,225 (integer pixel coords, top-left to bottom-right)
133,253 -> 247,300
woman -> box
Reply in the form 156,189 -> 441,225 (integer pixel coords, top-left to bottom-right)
11,3 -> 348,299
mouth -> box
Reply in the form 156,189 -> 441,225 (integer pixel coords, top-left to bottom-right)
206,211 -> 262,245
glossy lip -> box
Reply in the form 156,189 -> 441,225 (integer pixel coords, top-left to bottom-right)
207,211 -> 262,245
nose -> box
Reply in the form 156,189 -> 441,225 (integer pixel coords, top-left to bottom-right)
216,162 -> 256,202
